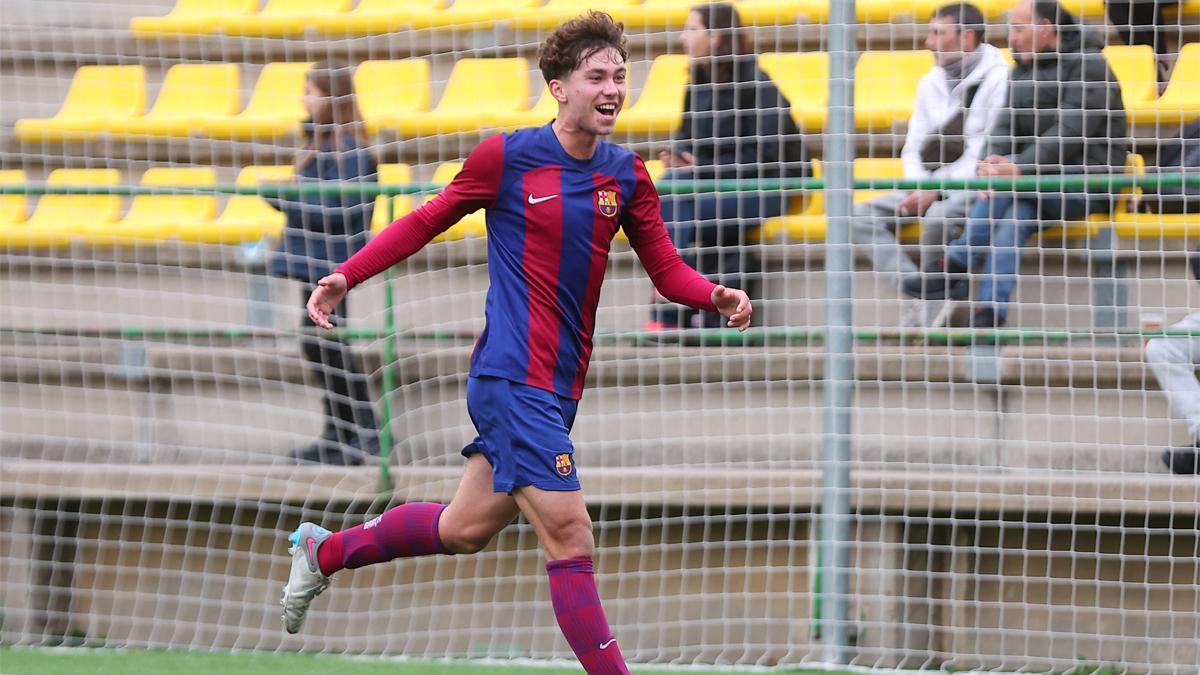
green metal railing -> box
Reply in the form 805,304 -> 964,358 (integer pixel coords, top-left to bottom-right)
3,174 -> 1197,493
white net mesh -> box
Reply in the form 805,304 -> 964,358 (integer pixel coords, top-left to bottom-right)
1,0 -> 1198,672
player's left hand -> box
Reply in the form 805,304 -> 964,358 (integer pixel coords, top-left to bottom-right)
711,285 -> 752,332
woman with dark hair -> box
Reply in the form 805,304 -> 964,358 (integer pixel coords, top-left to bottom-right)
650,2 -> 809,329
269,61 -> 380,465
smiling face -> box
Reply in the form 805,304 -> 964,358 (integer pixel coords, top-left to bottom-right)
550,46 -> 627,137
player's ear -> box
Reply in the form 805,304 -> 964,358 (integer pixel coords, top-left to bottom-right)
549,78 -> 568,105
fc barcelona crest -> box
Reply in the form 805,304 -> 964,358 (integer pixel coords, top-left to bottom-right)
595,189 -> 619,218
554,453 -> 574,477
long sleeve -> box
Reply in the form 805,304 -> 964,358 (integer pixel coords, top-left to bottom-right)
934,65 -> 1010,180
901,74 -> 939,180
335,134 -> 504,289
622,156 -> 718,312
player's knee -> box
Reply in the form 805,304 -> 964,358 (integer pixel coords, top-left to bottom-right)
547,518 -> 594,559
442,523 -> 498,555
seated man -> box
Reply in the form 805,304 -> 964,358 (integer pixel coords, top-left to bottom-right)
852,2 -> 1009,326
904,0 -> 1129,328
1146,247 -> 1200,476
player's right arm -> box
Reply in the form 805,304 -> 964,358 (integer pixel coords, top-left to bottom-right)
307,135 -> 504,328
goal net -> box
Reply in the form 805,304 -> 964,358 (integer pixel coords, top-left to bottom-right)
1,0 -> 1197,671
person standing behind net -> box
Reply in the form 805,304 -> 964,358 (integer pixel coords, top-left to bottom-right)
649,1 -> 808,330
279,13 -> 752,674
268,62 -> 380,466
851,2 -> 1009,327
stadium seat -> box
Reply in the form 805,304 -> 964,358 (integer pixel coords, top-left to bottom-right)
17,169 -> 123,248
356,60 -> 433,136
758,52 -> 829,131
130,0 -> 259,36
509,0 -> 641,30
107,64 -> 241,138
392,58 -> 529,136
404,0 -> 541,29
492,86 -> 558,130
1134,42 -> 1200,126
1058,0 -> 1106,18
372,164 -> 415,233
739,0 -> 831,24
0,171 -> 28,227
615,54 -> 688,134
1103,46 -> 1159,123
220,0 -> 354,37
202,62 -> 313,140
855,50 -> 934,130
111,168 -> 218,244
314,0 -> 442,34
200,166 -> 293,244
429,162 -> 486,240
15,66 -> 146,142
762,158 -> 907,242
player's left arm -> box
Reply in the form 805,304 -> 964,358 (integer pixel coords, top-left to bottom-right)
622,156 -> 753,331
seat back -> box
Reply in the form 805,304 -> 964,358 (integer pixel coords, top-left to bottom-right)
151,64 -> 241,118
0,171 -> 28,225
29,169 -> 123,227
241,63 -> 313,119
436,58 -> 529,114
124,168 -> 218,223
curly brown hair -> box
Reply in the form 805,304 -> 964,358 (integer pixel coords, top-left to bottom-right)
537,11 -> 629,84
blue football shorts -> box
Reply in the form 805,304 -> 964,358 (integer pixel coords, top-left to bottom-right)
460,375 -> 581,494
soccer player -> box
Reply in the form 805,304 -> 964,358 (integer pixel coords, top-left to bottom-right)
279,11 -> 752,674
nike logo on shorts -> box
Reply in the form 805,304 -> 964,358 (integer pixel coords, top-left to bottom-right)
527,194 -> 558,205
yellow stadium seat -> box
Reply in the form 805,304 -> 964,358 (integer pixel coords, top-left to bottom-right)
220,0 -> 354,37
394,59 -> 529,136
404,0 -> 541,29
1059,0 -> 1106,18
18,169 -> 123,248
1168,0 -> 1200,17
130,0 -> 259,36
492,86 -> 557,130
762,159 -> 904,242
758,52 -> 829,131
1113,212 -> 1200,240
615,55 -> 688,134
315,0 -> 442,34
643,159 -> 666,182
612,0 -> 704,28
372,164 -> 415,233
15,66 -> 146,142
855,50 -> 934,130
0,171 -> 28,227
1133,42 -> 1200,126
509,0 -> 641,30
1102,46 -> 1158,123
201,166 -> 294,244
357,60 -> 433,136
429,162 -> 486,240
108,64 -> 241,138
202,62 -> 312,140
739,0 -> 830,24
111,168 -> 218,244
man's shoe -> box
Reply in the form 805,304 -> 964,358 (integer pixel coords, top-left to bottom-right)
288,426 -> 339,465
1162,443 -> 1200,475
902,257 -> 969,301
969,305 -> 1005,329
280,522 -> 334,634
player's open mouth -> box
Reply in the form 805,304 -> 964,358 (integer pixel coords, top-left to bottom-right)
595,103 -> 618,119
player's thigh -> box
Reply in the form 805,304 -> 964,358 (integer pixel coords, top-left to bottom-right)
513,486 -> 594,561
440,454 -> 520,553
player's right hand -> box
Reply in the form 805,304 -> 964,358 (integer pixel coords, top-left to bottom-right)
307,273 -> 348,329
711,285 -> 752,332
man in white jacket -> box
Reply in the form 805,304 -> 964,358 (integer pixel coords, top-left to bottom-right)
851,2 -> 1009,325
1145,247 -> 1200,475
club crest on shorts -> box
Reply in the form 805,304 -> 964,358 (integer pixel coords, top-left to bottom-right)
595,189 -> 619,218
554,453 -> 574,477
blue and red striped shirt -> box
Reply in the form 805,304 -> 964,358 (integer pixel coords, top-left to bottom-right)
337,122 -> 718,399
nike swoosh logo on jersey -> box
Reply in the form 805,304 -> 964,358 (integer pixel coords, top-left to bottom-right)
599,638 -> 617,650
527,194 -> 558,205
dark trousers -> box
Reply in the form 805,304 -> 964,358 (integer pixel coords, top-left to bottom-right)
299,288 -> 378,446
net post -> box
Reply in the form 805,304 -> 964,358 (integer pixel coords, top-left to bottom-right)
821,0 -> 857,666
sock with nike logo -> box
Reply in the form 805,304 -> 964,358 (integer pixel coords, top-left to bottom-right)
316,502 -> 449,576
546,557 -> 629,675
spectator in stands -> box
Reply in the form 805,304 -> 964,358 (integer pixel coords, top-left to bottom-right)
851,2 -> 1009,327
1145,246 -> 1200,475
650,1 -> 809,329
1138,119 -> 1200,215
904,0 -> 1129,328
268,61 -> 379,465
